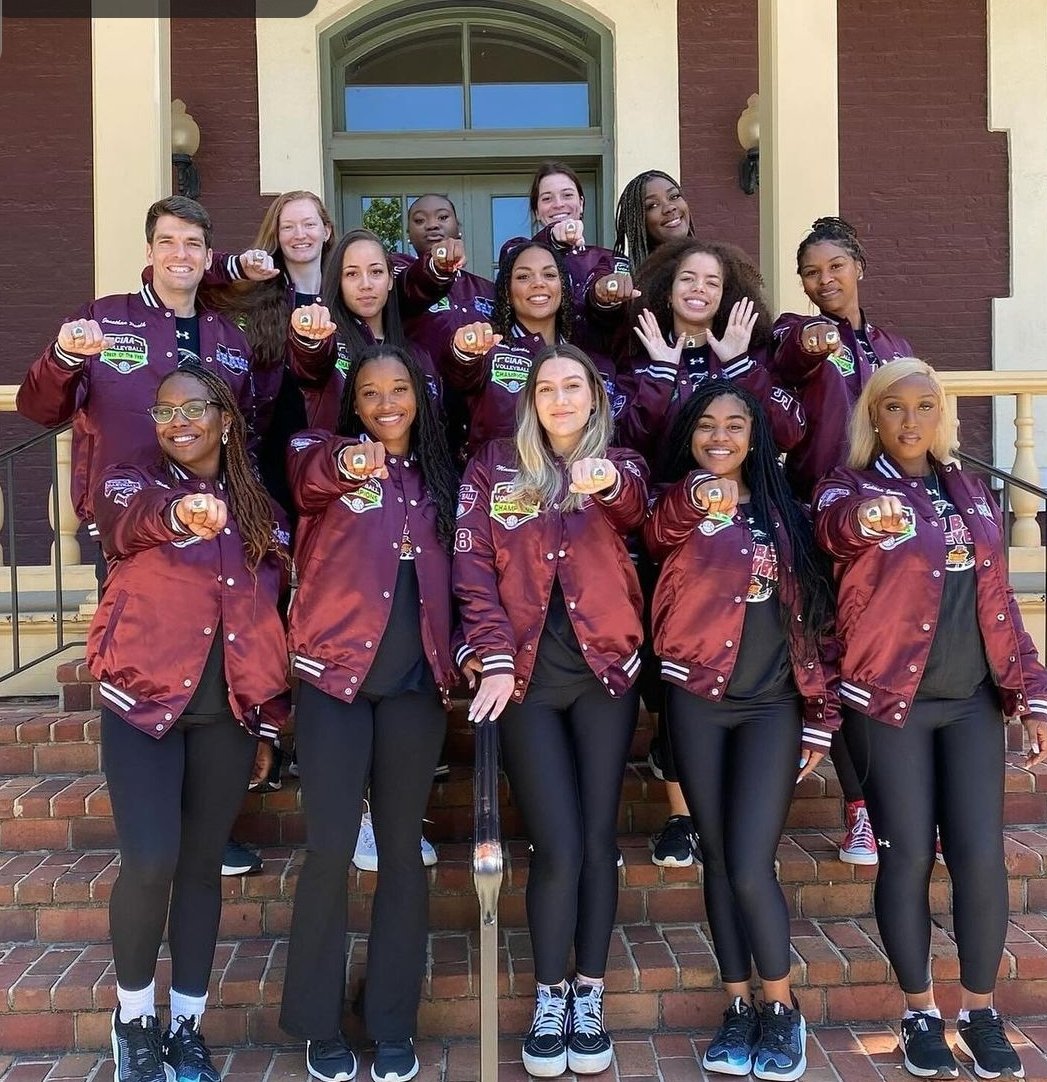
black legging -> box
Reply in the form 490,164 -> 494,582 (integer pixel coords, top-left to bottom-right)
499,676 -> 639,985
102,706 -> 257,995
666,686 -> 801,984
842,682 -> 1008,995
280,680 -> 446,1043
830,729 -> 865,804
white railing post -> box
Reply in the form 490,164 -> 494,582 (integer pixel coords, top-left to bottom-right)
1010,392 -> 1042,548
49,431 -> 80,567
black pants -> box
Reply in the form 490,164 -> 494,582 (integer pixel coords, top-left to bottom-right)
830,728 -> 865,804
666,686 -> 800,984
102,706 -> 256,995
499,676 -> 638,984
842,682 -> 1008,995
280,681 -> 446,1042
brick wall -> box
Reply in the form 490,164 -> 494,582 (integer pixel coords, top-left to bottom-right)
171,18 -> 271,254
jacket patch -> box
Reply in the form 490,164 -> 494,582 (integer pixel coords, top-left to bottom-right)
456,483 -> 478,518
428,297 -> 452,313
771,386 -> 796,410
290,436 -> 321,451
273,525 -> 291,548
490,351 -> 531,393
974,496 -> 995,520
489,481 -> 539,530
216,342 -> 248,374
698,514 -> 734,537
828,346 -> 855,377
878,508 -> 917,550
340,479 -> 384,514
455,527 -> 473,552
817,486 -> 850,511
335,341 -> 351,375
103,478 -> 142,506
621,458 -> 643,478
474,297 -> 494,319
99,334 -> 148,374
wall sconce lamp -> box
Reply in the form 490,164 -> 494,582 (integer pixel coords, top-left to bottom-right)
171,99 -> 202,200
737,93 -> 760,196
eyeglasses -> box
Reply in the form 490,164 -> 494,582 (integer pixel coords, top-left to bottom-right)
148,399 -> 220,424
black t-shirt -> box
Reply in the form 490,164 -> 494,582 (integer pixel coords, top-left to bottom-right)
174,314 -> 202,367
294,289 -> 322,310
918,479 -> 990,699
853,325 -> 881,370
360,520 -> 434,699
726,507 -> 794,702
180,628 -> 229,720
531,577 -> 592,688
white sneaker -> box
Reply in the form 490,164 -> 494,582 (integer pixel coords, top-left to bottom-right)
351,804 -> 439,871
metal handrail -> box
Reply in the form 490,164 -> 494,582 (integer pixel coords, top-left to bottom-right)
472,716 -> 503,1082
1,420 -> 86,682
955,449 -> 1047,503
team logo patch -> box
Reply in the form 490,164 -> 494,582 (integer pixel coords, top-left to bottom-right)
828,346 -> 856,377
335,341 -> 351,376
878,507 -> 917,550
273,526 -> 291,548
474,297 -> 494,319
771,386 -> 796,410
103,478 -> 142,506
290,436 -> 320,451
455,528 -> 473,552
974,496 -> 995,521
817,486 -> 850,511
456,483 -> 478,518
698,514 -> 734,537
428,297 -> 452,313
216,342 -> 248,374
489,481 -> 539,530
340,478 -> 384,514
425,374 -> 440,400
490,351 -> 532,393
621,458 -> 643,478
99,334 -> 148,374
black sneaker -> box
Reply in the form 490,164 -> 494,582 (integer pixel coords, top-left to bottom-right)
248,740 -> 283,792
650,814 -> 700,867
371,1038 -> 419,1081
221,839 -> 262,877
163,1015 -> 219,1082
307,1036 -> 358,1081
110,1009 -> 170,1082
956,1008 -> 1024,1078
567,981 -> 613,1075
522,982 -> 570,1077
900,1012 -> 959,1079
647,734 -> 666,781
703,995 -> 760,1076
752,998 -> 807,1081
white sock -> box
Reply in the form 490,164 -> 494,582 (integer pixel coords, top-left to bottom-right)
574,975 -> 604,991
169,989 -> 208,1033
117,980 -> 156,1024
904,1007 -> 941,1020
538,980 -> 569,996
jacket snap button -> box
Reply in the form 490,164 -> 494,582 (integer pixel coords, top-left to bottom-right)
922,624 -> 931,631
164,713 -> 172,721
156,724 -> 164,731
997,613 -> 1005,621
365,640 -> 373,648
725,640 -> 733,648
910,665 -> 918,673
183,679 -> 192,687
894,713 -> 903,720
383,591 -> 390,599
226,578 -> 235,586
204,627 -> 212,635
228,633 -> 236,642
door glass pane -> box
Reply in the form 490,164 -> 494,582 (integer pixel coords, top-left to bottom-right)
361,196 -> 407,253
491,196 -> 532,272
345,28 -> 465,132
469,26 -> 589,129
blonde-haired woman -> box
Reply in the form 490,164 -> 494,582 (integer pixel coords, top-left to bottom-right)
813,359 -> 1047,1080
454,344 -> 647,1078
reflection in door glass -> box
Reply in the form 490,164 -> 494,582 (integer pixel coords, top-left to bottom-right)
491,196 -> 532,273
361,196 -> 406,253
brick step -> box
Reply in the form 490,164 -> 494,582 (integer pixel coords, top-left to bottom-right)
2,916 -> 1047,1053
4,826 -> 1047,946
2,752 -> 1045,854
6,1021 -> 1047,1082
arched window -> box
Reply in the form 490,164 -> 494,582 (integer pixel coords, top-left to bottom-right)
322,1 -> 613,272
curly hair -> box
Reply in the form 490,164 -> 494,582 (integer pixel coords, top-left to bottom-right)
661,380 -> 836,653
200,191 -> 336,372
613,170 -> 693,268
491,241 -> 574,342
796,216 -> 867,275
626,239 -> 772,358
157,362 -> 286,572
334,344 -> 459,553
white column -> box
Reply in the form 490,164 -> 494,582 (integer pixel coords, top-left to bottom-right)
91,14 -> 171,296
758,0 -> 839,314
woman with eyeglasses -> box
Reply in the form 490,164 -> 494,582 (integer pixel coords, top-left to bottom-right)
88,362 -> 290,1082
454,344 -> 646,1078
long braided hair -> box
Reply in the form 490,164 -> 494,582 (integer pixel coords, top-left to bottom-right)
200,191 -> 336,371
613,170 -> 693,268
661,381 -> 836,655
157,362 -> 286,572
491,241 -> 574,341
334,344 -> 459,553
796,216 -> 867,275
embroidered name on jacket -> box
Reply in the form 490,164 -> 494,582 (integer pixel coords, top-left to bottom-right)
340,479 -> 384,514
99,334 -> 148,374
103,478 -> 142,506
489,481 -> 539,529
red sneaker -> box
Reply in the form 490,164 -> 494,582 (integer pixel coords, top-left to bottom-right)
839,800 -> 878,865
